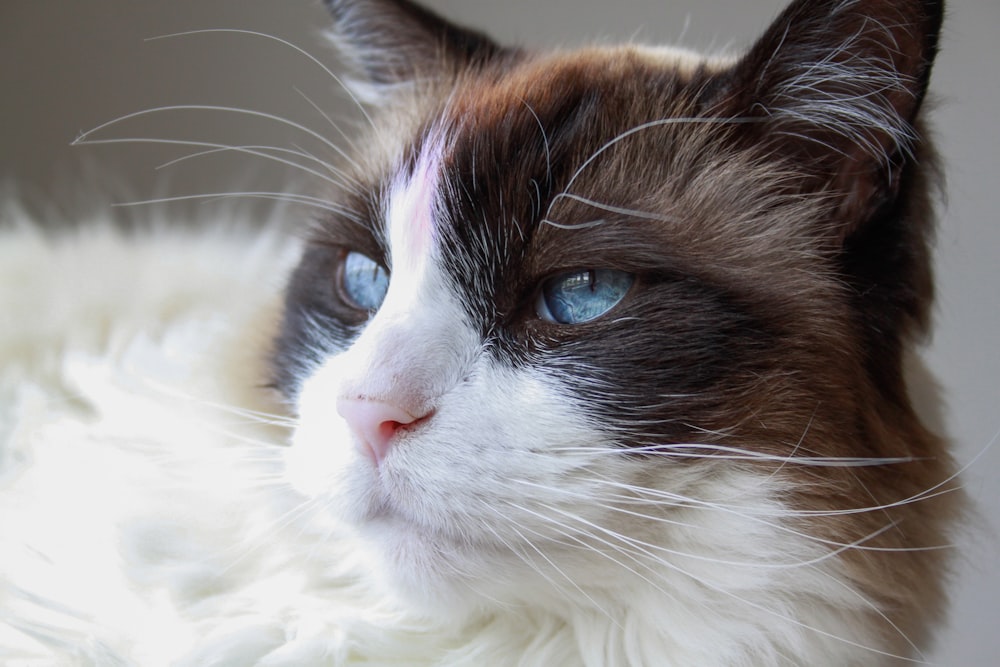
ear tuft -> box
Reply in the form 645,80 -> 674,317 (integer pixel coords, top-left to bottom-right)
323,0 -> 505,104
716,0 -> 943,233
738,0 -> 942,158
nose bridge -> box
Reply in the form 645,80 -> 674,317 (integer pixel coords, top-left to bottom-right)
339,299 -> 474,416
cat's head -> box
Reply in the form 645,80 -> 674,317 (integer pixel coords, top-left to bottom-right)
273,0 -> 952,651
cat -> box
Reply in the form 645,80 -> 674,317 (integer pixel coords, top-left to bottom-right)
0,0 -> 961,665
272,0 -> 960,664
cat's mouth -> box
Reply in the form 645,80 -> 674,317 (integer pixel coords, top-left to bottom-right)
348,461 -> 495,552
346,462 -> 439,532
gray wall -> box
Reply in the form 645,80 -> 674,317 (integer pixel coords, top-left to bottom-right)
2,0 -> 997,663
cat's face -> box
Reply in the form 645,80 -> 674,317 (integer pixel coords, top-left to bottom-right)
279,51 -> 823,607
273,0 -> 954,636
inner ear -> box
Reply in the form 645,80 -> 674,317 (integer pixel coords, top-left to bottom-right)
708,0 -> 943,238
323,0 -> 508,101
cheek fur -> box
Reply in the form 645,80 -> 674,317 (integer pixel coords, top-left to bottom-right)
288,343 -> 834,630
284,355 -> 357,501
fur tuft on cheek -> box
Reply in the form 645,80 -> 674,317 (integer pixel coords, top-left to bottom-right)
284,354 -> 357,501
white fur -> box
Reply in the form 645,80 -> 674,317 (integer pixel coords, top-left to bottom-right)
0,210 -> 901,665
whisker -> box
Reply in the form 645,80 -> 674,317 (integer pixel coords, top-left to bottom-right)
521,498 -> 924,663
74,137 -> 350,188
545,443 -> 919,468
109,191 -> 363,220
569,488 -> 906,567
503,500 -> 687,608
218,494 -> 324,574
501,496 -> 877,657
517,97 -> 552,189
544,192 -> 682,225
806,557 -> 929,660
128,376 -> 296,430
71,104 -> 360,171
543,115 -> 758,222
145,28 -> 376,130
514,476 -> 954,554
758,410 -> 814,487
477,503 -> 620,626
537,218 -> 608,231
157,141 -> 354,187
294,86 -> 359,155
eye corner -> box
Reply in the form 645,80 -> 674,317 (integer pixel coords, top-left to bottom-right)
534,287 -> 559,324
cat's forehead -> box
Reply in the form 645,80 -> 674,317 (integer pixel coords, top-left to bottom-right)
365,45 -> 732,181
380,46 -> 730,233
445,45 -> 719,114
438,45 -> 732,162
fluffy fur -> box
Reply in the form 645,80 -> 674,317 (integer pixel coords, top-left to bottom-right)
0,220 -> 785,664
2,0 -> 961,665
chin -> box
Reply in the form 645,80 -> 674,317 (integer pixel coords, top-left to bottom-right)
352,513 -> 506,618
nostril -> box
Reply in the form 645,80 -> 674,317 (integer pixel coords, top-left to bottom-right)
378,419 -> 406,443
337,397 -> 424,466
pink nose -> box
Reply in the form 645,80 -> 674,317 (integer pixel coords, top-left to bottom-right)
336,397 -> 422,466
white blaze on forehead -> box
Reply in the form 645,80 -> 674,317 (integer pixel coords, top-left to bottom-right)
370,137 -> 451,337
289,138 -> 475,491
300,137 -> 472,414
385,140 -> 446,278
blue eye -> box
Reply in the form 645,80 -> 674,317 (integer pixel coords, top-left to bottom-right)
536,269 -> 634,324
339,251 -> 389,311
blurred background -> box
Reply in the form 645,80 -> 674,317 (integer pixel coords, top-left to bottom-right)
2,0 -> 997,663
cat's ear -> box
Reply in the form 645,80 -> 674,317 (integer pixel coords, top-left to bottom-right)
713,0 -> 943,239
323,0 -> 505,104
